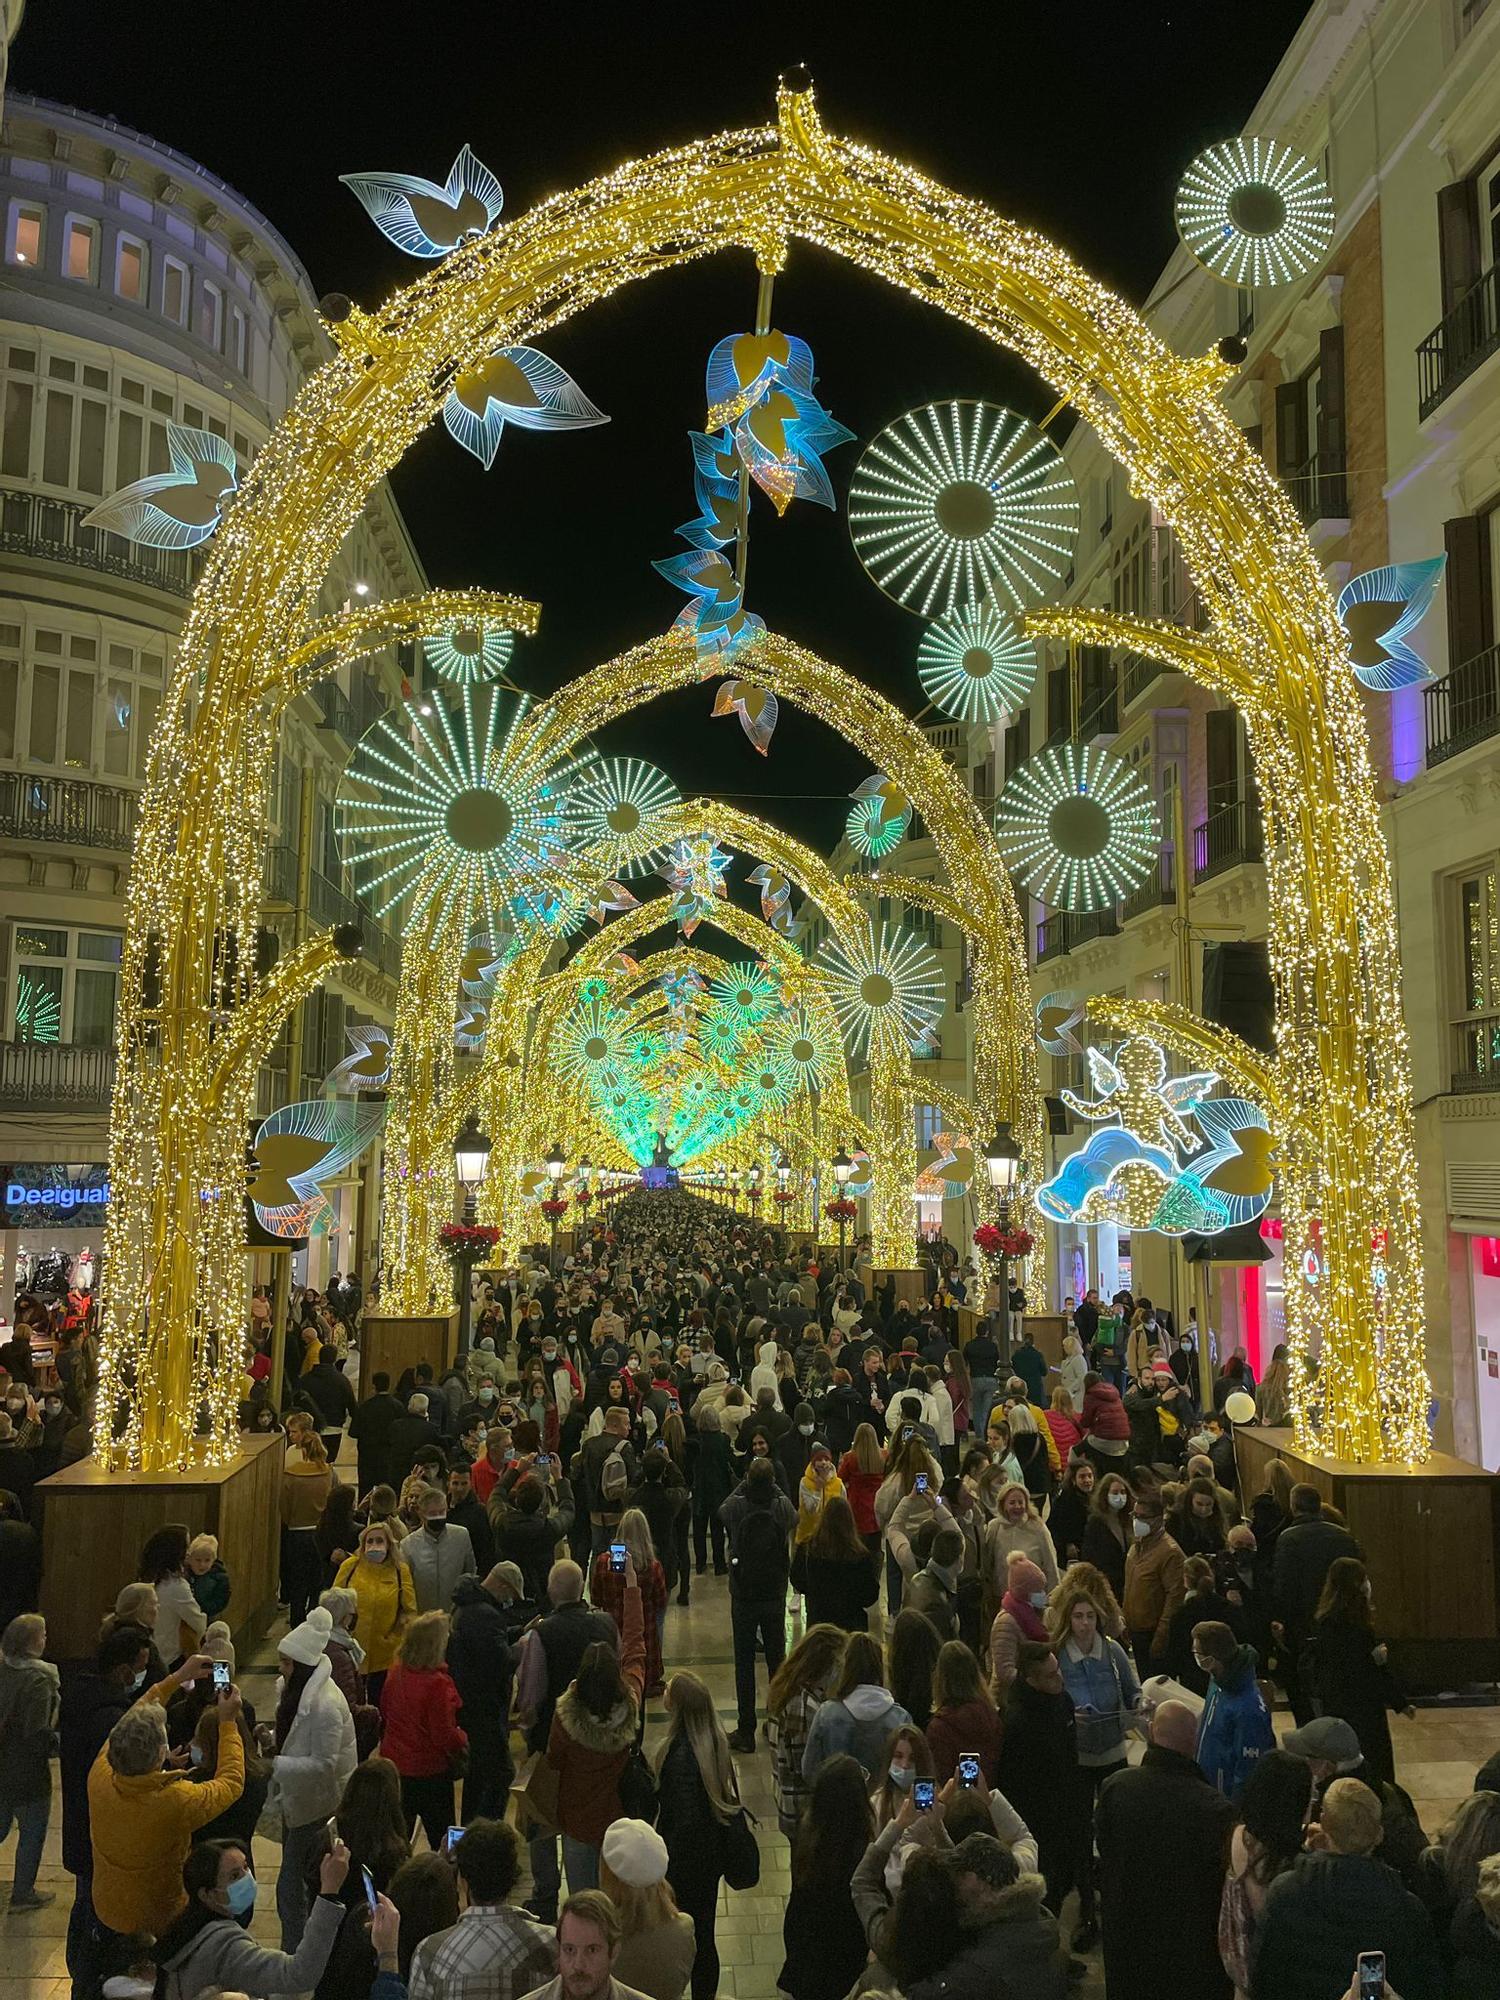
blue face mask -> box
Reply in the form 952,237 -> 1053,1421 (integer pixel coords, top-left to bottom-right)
225,1871 -> 257,1917
888,1762 -> 914,1789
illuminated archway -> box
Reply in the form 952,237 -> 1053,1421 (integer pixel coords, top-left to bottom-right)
101,86 -> 1421,1467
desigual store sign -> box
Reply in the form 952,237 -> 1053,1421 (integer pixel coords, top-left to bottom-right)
0,1164 -> 110,1226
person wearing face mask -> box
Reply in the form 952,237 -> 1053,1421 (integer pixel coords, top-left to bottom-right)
1193,1619 -> 1274,1802
444,1459 -> 496,1575
333,1523 -> 416,1701
1123,1491 -> 1186,1677
31,1388 -> 69,1477
988,1553 -> 1052,1691
402,1488 -> 477,1616
153,1835 -> 350,2000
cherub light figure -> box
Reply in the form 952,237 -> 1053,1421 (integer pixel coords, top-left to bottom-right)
1039,1038 -> 1214,1228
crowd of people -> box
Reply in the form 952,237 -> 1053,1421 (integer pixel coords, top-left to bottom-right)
0,1188 -> 1495,2000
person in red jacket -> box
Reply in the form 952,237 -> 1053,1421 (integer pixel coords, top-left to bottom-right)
376,1610 -> 466,1850
545,1558 -> 646,1893
1079,1371 -> 1133,1479
836,1423 -> 886,1559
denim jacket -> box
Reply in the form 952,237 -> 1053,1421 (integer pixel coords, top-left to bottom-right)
1058,1634 -> 1140,1765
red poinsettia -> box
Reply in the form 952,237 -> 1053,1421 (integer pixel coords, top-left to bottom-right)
539,1197 -> 569,1219
824,1198 -> 858,1222
440,1222 -> 501,1253
573,1188 -> 594,1206
974,1222 -> 1034,1259
772,1188 -> 798,1206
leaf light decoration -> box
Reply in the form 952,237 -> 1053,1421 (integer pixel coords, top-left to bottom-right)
442,346 -> 608,471
1335,557 -> 1447,691
83,425 -> 238,550
340,144 -> 505,258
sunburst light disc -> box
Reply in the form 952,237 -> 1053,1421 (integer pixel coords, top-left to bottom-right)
917,604 -> 1037,722
994,740 -> 1161,913
1174,137 -> 1334,289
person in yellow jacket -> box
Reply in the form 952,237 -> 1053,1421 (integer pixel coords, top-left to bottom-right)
87,1653 -> 246,1940
794,1442 -> 845,1544
332,1520 -> 416,1694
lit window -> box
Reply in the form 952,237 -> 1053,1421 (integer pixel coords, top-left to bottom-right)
229,304 -> 247,374
115,235 -> 147,302
7,202 -> 43,267
197,280 -> 222,350
63,216 -> 99,284
161,257 -> 188,325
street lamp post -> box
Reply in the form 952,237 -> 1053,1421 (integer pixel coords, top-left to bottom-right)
982,1122 -> 1023,1365
747,1160 -> 762,1226
544,1142 -> 567,1273
831,1145 -> 853,1276
453,1112 -> 492,1355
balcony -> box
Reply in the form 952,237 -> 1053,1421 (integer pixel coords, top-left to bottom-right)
1452,1012 -> 1500,1094
0,485 -> 196,596
0,772 -> 139,852
366,927 -> 403,980
1122,846 -> 1176,924
1035,905 -> 1118,964
1193,801 -> 1264,883
312,678 -> 357,743
1418,264 -> 1500,421
309,868 -> 365,931
263,842 -> 298,907
1424,644 -> 1500,767
1284,450 -> 1349,529
0,1039 -> 116,1111
350,676 -> 390,743
1121,648 -> 1162,705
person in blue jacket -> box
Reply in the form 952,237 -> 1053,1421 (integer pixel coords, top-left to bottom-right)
1193,1618 -> 1274,1800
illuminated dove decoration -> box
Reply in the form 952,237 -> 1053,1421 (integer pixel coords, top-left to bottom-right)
83,425 -> 237,550
249,1098 -> 386,1238
916,1131 -> 976,1200
1035,992 -> 1086,1057
1335,556 -> 1447,691
705,329 -> 817,428
712,679 -> 779,754
322,1025 -> 392,1096
846,772 -> 912,859
586,879 -> 639,924
340,144 -> 503,258
443,346 -> 608,471
748,863 -> 794,935
455,987 -> 493,1049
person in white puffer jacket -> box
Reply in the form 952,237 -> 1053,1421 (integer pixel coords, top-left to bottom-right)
267,1608 -> 356,1956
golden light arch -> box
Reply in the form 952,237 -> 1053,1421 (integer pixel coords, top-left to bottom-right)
99,84 -> 1423,1467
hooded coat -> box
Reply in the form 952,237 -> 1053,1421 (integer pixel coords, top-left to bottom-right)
271,1653 -> 357,1829
155,1881 -> 343,2000
1196,1642 -> 1275,1800
544,1581 -> 645,1846
905,1873 -> 1068,2000
1250,1850 -> 1443,2000
799,1682 -> 913,1781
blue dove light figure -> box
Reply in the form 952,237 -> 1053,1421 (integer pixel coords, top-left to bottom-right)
340,144 -> 504,258
1335,557 -> 1447,690
83,425 -> 238,550
443,346 -> 608,471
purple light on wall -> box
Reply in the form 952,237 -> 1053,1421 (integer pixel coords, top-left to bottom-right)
1389,686 -> 1424,784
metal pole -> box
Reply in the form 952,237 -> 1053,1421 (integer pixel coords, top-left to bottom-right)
996,1196 -> 1012,1366
1172,774 -> 1218,1417
266,763 -> 316,1418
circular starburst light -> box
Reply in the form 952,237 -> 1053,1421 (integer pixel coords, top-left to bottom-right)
710,959 -> 779,1025
421,622 -> 515,684
847,401 -> 1078,617
767,1004 -> 830,1087
1174,137 -> 1334,288
699,1007 -> 742,1063
749,1051 -> 797,1110
573,758 -> 682,879
917,605 -> 1037,722
335,685 -> 588,936
994,740 -> 1161,913
556,995 -> 632,1088
818,920 -> 945,1061
846,796 -> 910,860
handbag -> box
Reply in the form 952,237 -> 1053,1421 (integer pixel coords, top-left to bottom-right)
618,1744 -> 658,1824
508,1751 -> 560,1835
719,1804 -> 760,1890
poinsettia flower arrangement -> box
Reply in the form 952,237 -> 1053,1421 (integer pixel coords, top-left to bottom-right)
539,1198 -> 569,1219
974,1222 -> 1033,1258
824,1198 -> 858,1222
440,1222 -> 501,1253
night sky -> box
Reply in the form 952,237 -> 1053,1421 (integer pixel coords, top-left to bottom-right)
14,0 -> 1311,873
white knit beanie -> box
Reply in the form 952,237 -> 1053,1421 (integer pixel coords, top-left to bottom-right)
601,1817 -> 669,1887
279,1605 -> 333,1667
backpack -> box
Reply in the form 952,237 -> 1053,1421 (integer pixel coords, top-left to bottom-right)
600,1442 -> 629,1505
733,1502 -> 789,1598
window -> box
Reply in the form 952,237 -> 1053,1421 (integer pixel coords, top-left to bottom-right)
161,256 -> 188,325
1453,865 -> 1500,1086
10,924 -> 121,1046
115,234 -> 147,302
63,216 -> 100,284
7,201 -> 43,268
197,279 -> 222,350
1275,329 -> 1347,522
38,361 -> 110,495
229,304 -> 247,374
2,375 -> 33,477
102,638 -> 164,776
914,1103 -> 941,1151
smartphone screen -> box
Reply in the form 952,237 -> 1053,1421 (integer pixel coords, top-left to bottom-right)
1357,1952 -> 1386,2000
958,1753 -> 980,1787
535,1453 -> 551,1468
914,1473 -> 928,1494
913,1779 -> 935,1811
212,1661 -> 230,1693
362,1865 -> 377,1915
610,1543 -> 627,1572
444,1825 -> 465,1855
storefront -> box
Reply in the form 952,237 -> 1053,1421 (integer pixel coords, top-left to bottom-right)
0,1161 -> 108,1325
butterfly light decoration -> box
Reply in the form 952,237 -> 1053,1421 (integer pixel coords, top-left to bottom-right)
83,425 -> 238,550
341,144 -> 505,257
249,1098 -> 386,1239
321,1025 -> 393,1096
1335,556 -> 1446,691
712,679 -> 779,754
748,863 -> 794,935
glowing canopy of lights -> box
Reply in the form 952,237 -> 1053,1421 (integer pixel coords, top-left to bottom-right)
571,758 -> 682,880
847,401 -> 1078,617
819,919 -> 944,1061
918,604 -> 1037,722
335,685 -> 590,938
321,1024 -> 392,1095
249,1098 -> 386,1239
1335,557 -> 1447,691
422,622 -> 515,685
443,345 -> 609,471
709,959 -> 779,1025
83,424 -> 238,551
1037,1037 -> 1274,1235
1174,136 -> 1335,289
340,143 -> 504,257
994,739 -> 1161,912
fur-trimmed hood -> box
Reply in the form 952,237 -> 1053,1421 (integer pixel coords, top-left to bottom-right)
963,1871 -> 1050,1925
554,1684 -> 637,1753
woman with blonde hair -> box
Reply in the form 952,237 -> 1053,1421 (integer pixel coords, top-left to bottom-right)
1419,1789 -> 1500,1944
837,1422 -> 886,1559
377,1610 -> 466,1851
979,1480 -> 1058,1600
281,1431 -> 334,1627
1057,1332 -> 1088,1412
1054,1559 -> 1127,1641
766,1623 -> 847,1836
600,1818 -> 696,2000
656,1669 -> 741,1999
1256,1343 -> 1291,1427
591,1505 -> 668,1695
333,1520 -> 416,1699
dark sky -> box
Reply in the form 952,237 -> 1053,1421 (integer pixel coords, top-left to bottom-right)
14,0 -> 1311,872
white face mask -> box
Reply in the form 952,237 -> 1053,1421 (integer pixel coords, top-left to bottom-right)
1108,1491 -> 1128,1512
1132,1517 -> 1153,1539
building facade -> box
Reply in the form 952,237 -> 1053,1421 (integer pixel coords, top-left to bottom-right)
0,91 -> 422,1320
1010,0 -> 1500,1464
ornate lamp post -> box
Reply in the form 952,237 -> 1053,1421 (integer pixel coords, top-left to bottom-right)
544,1142 -> 567,1272
747,1160 -> 762,1222
449,1112 -> 492,1354
982,1122 -> 1023,1362
830,1145 -> 854,1274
